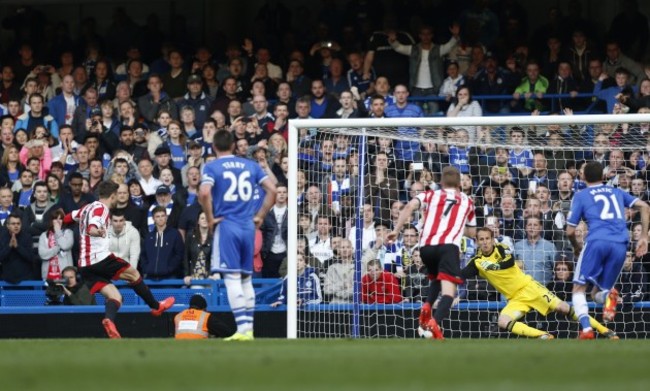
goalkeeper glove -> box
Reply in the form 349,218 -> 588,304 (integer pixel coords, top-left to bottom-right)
480,261 -> 500,271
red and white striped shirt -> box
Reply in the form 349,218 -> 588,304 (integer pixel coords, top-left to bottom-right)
71,201 -> 112,267
416,188 -> 476,248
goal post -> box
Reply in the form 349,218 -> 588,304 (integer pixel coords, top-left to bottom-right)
287,113 -> 650,339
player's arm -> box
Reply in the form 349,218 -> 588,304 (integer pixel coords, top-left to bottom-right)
254,177 -> 277,227
387,197 -> 420,243
460,257 -> 479,279
632,199 -> 650,257
565,195 -> 583,256
198,182 -> 215,229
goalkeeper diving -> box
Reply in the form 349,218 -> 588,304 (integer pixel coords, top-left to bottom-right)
460,227 -> 618,339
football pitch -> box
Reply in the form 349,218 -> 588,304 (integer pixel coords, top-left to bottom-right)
1,339 -> 648,391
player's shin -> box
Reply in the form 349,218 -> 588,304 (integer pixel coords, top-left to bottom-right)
568,306 -> 610,334
572,292 -> 592,331
507,320 -> 547,337
130,277 -> 160,309
224,273 -> 247,334
242,274 -> 255,334
105,298 -> 121,321
433,295 -> 454,324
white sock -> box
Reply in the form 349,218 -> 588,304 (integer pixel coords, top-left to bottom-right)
224,273 -> 247,334
572,291 -> 592,331
593,290 -> 609,304
242,274 -> 255,333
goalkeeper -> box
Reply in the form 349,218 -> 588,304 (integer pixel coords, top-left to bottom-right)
461,227 -> 618,339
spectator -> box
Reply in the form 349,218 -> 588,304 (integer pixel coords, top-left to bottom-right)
566,30 -> 599,86
14,93 -> 59,137
58,172 -> 95,213
439,61 -> 465,111
347,204 -> 376,252
603,40 -> 645,84
513,217 -> 556,285
108,209 -> 141,268
594,67 -> 638,114
0,144 -> 24,185
152,145 -> 182,186
98,100 -> 120,137
388,24 -> 460,114
176,75 -> 213,129
211,76 -> 243,116
13,170 -> 34,208
182,211 -> 213,286
60,266 -> 96,305
137,74 -> 178,125
0,213 -> 34,283
323,58 -> 349,98
335,90 -> 366,119
286,59 -> 312,98
261,184 -> 288,278
403,248 -> 428,303
202,64 -> 220,99
446,86 -> 483,143
363,76 -> 394,110
546,257 -> 574,301
48,75 -> 80,128
71,88 -> 100,141
161,50 -> 189,99
0,65 -> 22,105
362,259 -> 403,304
0,187 -> 16,225
23,180 -> 56,257
323,238 -> 354,303
38,208 -> 74,280
146,184 -> 183,231
270,252 -> 322,307
112,183 -> 146,234
346,51 -> 374,99
384,85 -> 423,165
89,59 -> 116,101
308,215 -> 335,269
112,81 -> 135,112
141,205 -> 184,279
309,79 -> 340,119
512,60 -> 549,112
547,62 -> 580,111
364,151 -> 399,223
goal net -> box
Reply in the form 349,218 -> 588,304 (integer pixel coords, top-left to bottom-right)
286,113 -> 650,339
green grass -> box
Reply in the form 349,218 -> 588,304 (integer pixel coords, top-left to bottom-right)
0,339 -> 649,391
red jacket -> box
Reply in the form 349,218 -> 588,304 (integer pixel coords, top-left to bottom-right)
362,272 -> 403,304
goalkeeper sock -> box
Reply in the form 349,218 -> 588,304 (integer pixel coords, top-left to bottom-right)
224,273 -> 247,334
130,277 -> 159,309
241,274 -> 255,333
426,280 -> 441,306
509,321 -> 547,338
568,306 -> 609,333
572,292 -> 592,331
593,290 -> 608,304
105,299 -> 121,321
433,295 -> 454,324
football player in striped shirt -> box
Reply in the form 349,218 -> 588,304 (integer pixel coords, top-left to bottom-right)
388,166 -> 476,339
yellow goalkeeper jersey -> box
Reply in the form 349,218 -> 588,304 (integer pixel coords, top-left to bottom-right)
463,243 -> 533,300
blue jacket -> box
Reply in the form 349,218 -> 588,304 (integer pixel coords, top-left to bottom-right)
14,111 -> 59,138
176,92 -> 213,129
141,226 -> 184,279
47,93 -> 81,129
275,267 -> 322,305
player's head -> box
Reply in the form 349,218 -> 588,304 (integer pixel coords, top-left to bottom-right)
583,161 -> 604,184
97,181 -> 119,207
189,294 -> 207,310
476,227 -> 495,254
441,166 -> 461,189
212,129 -> 235,153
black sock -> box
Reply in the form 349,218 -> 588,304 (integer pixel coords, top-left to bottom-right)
105,299 -> 121,321
426,280 -> 441,305
433,295 -> 454,324
130,277 -> 159,309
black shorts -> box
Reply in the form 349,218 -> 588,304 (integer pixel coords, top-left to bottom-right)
81,254 -> 131,294
419,244 -> 463,284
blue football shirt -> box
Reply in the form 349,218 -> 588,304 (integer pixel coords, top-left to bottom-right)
567,184 -> 638,244
201,155 -> 268,222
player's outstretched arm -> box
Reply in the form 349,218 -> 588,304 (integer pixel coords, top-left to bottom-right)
633,200 -> 650,257
387,197 -> 420,243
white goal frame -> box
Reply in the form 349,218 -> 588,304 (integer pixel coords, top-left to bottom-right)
286,113 -> 650,339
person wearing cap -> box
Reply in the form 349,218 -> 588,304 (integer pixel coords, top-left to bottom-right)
152,144 -> 183,187
174,294 -> 229,339
181,141 -> 204,187
146,184 -> 183,231
176,74 -> 213,129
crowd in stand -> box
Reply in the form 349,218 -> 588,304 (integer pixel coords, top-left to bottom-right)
0,1 -> 648,310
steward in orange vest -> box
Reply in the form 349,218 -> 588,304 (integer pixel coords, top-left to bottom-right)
174,295 -> 226,339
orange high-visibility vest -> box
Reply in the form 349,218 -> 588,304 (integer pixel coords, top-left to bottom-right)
174,309 -> 210,339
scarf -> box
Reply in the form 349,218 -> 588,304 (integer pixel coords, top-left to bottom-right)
328,175 -> 350,214
46,231 -> 61,280
131,194 -> 144,207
